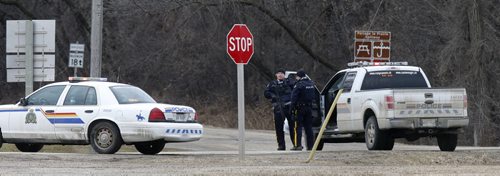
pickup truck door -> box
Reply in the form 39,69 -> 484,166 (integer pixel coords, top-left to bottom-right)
55,85 -> 99,141
336,72 -> 357,131
8,85 -> 66,142
321,72 -> 346,129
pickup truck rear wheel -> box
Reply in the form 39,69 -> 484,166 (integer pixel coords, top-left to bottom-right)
365,116 -> 394,150
437,134 -> 457,151
135,140 -> 166,155
90,121 -> 123,154
314,133 -> 324,151
15,143 -> 44,152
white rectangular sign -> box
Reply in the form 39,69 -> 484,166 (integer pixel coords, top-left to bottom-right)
6,20 -> 56,53
69,43 -> 84,68
7,68 -> 55,82
6,54 -> 55,68
70,43 -> 84,52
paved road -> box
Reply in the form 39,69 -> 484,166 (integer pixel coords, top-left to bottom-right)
1,127 -> 500,175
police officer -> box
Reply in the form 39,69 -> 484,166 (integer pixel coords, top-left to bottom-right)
291,70 -> 316,151
264,69 -> 296,150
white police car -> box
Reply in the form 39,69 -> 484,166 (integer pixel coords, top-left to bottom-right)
0,77 -> 203,155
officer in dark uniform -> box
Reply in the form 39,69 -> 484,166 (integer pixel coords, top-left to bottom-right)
291,70 -> 316,151
264,69 -> 296,150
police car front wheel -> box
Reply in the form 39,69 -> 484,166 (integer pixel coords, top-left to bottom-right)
134,140 -> 166,155
15,143 -> 44,152
90,121 -> 123,154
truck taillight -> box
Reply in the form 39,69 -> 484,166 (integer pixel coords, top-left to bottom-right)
149,108 -> 166,122
194,113 -> 199,121
385,95 -> 394,110
464,95 -> 468,109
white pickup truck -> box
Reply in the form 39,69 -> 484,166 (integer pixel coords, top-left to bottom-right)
313,62 -> 468,151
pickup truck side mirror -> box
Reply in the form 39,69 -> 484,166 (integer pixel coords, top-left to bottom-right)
18,98 -> 28,106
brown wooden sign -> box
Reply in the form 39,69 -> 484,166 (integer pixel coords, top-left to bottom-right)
354,31 -> 391,62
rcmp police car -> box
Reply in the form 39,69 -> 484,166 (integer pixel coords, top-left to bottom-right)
0,77 -> 203,155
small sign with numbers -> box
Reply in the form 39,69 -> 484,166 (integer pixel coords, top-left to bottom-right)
69,43 -> 84,68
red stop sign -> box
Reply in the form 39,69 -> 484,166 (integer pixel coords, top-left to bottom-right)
227,24 -> 254,64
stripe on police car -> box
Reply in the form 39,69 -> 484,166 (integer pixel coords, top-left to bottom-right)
47,118 -> 85,124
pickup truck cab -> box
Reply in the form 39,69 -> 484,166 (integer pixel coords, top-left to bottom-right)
314,62 -> 468,151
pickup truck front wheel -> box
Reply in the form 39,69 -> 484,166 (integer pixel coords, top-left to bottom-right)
314,133 -> 324,151
365,116 -> 394,150
437,134 -> 457,151
0,131 -> 3,149
15,143 -> 44,152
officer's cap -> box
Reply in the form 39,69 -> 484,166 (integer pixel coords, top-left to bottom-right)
297,70 -> 306,77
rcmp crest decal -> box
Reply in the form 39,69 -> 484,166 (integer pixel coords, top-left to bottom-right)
25,108 -> 37,124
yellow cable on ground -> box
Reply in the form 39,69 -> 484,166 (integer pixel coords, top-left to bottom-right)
306,89 -> 344,163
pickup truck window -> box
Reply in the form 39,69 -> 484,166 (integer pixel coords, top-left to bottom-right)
341,72 -> 357,92
64,86 -> 97,105
110,86 -> 156,104
361,71 -> 428,90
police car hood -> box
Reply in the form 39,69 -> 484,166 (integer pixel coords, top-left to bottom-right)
0,104 -> 19,110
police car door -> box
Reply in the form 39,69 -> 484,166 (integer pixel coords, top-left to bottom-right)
55,85 -> 99,141
8,85 -> 66,142
336,71 -> 357,132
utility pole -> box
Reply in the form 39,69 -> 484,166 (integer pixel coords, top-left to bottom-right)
90,0 -> 103,77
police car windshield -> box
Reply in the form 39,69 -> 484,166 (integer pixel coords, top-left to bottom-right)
361,70 -> 428,90
110,86 -> 156,104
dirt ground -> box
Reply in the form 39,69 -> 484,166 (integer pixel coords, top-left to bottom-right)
1,127 -> 500,175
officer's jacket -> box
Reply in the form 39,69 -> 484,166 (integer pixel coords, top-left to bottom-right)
291,77 -> 316,107
264,78 -> 294,103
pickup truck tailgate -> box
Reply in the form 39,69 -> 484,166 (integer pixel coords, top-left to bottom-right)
392,88 -> 467,118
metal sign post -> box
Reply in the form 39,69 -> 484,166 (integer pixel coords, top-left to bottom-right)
237,64 -> 245,160
24,20 -> 33,96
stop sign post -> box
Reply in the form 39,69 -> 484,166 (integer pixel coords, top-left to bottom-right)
227,24 -> 254,160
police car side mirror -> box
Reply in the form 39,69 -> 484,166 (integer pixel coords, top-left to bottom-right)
18,98 -> 28,106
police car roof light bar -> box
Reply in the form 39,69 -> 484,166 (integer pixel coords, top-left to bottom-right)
347,61 -> 408,68
68,77 -> 108,83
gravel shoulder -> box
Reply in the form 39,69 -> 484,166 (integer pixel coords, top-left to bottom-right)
1,127 -> 500,175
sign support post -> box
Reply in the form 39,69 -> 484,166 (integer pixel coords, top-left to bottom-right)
25,20 -> 33,96
74,41 -> 79,77
237,64 -> 245,160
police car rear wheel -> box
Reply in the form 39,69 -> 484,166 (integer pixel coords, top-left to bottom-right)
15,143 -> 44,152
90,122 -> 123,154
134,140 -> 166,155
